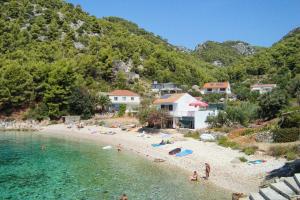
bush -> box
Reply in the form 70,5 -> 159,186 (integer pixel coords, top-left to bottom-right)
202,93 -> 225,103
242,146 -> 258,155
212,127 -> 233,133
225,101 -> 259,127
269,145 -> 299,160
24,103 -> 49,121
273,128 -> 300,143
241,129 -> 256,136
217,136 -> 240,149
239,157 -> 248,162
258,89 -> 288,120
286,151 -> 297,161
184,131 -> 200,139
99,121 -> 105,126
68,87 -> 94,119
206,111 -> 229,128
118,104 -> 126,117
279,111 -> 300,128
207,101 -> 259,127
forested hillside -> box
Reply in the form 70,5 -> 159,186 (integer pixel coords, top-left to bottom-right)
0,0 -> 216,118
227,27 -> 300,87
0,0 -> 299,121
194,40 -> 259,67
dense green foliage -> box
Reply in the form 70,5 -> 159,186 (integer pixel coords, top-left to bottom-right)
0,0 -> 216,118
194,41 -> 259,66
273,128 -> 300,143
0,0 -> 299,123
206,101 -> 259,127
258,89 -> 289,120
68,87 -> 94,119
227,28 -> 300,86
118,104 -> 126,117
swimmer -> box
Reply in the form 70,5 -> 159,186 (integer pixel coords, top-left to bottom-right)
120,194 -> 128,200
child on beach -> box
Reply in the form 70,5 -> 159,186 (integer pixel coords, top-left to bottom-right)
190,171 -> 198,181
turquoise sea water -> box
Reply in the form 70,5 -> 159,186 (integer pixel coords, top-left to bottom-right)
0,132 -> 230,200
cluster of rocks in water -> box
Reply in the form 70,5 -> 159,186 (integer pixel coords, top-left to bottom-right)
0,120 -> 41,131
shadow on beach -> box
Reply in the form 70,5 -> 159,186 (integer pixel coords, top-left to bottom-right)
266,159 -> 300,180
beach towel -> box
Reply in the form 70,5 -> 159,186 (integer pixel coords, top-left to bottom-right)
151,143 -> 164,147
175,149 -> 193,157
248,160 -> 266,165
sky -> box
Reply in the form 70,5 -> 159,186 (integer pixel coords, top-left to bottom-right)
67,0 -> 300,49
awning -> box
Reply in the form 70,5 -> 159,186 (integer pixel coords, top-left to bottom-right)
189,100 -> 208,107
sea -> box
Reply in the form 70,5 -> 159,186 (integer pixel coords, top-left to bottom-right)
0,132 -> 230,200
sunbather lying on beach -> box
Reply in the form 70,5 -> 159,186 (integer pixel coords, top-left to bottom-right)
159,140 -> 165,145
190,171 -> 198,181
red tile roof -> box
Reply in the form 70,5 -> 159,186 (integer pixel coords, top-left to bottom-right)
202,82 -> 230,89
108,90 -> 139,97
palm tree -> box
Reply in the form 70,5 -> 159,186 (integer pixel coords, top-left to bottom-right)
96,95 -> 111,113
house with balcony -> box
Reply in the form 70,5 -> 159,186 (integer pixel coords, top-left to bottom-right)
250,84 -> 276,94
108,90 -> 140,113
200,82 -> 231,95
151,81 -> 182,96
153,93 -> 216,129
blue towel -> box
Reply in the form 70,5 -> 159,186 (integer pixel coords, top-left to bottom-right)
176,149 -> 193,157
151,144 -> 163,147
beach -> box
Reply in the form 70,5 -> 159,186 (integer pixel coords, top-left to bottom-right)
39,124 -> 285,194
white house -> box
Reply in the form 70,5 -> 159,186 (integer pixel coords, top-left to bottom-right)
153,93 -> 216,129
200,82 -> 231,95
250,84 -> 277,94
151,81 -> 182,96
108,90 -> 140,113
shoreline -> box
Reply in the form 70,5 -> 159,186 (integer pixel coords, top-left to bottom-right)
10,124 -> 286,194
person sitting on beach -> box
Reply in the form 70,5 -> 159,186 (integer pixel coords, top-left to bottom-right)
205,163 -> 211,180
190,171 -> 198,181
120,194 -> 128,200
159,140 -> 165,145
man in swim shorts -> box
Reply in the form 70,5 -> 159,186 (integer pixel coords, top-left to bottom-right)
205,163 -> 211,180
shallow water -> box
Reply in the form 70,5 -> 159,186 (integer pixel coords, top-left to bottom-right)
0,132 -> 230,199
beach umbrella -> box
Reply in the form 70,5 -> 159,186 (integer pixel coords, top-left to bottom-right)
189,100 -> 208,107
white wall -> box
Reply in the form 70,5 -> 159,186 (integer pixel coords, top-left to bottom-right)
174,93 -> 198,117
109,96 -> 140,104
194,110 -> 218,129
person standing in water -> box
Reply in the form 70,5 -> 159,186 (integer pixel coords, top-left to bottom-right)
120,194 -> 128,200
205,163 -> 211,180
117,144 -> 122,152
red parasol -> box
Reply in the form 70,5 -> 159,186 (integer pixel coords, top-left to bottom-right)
189,100 -> 208,107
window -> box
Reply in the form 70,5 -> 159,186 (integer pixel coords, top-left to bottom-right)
161,105 -> 173,111
207,88 -> 212,92
220,88 -> 226,91
114,97 -> 118,101
122,97 -> 126,101
131,97 -> 134,101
